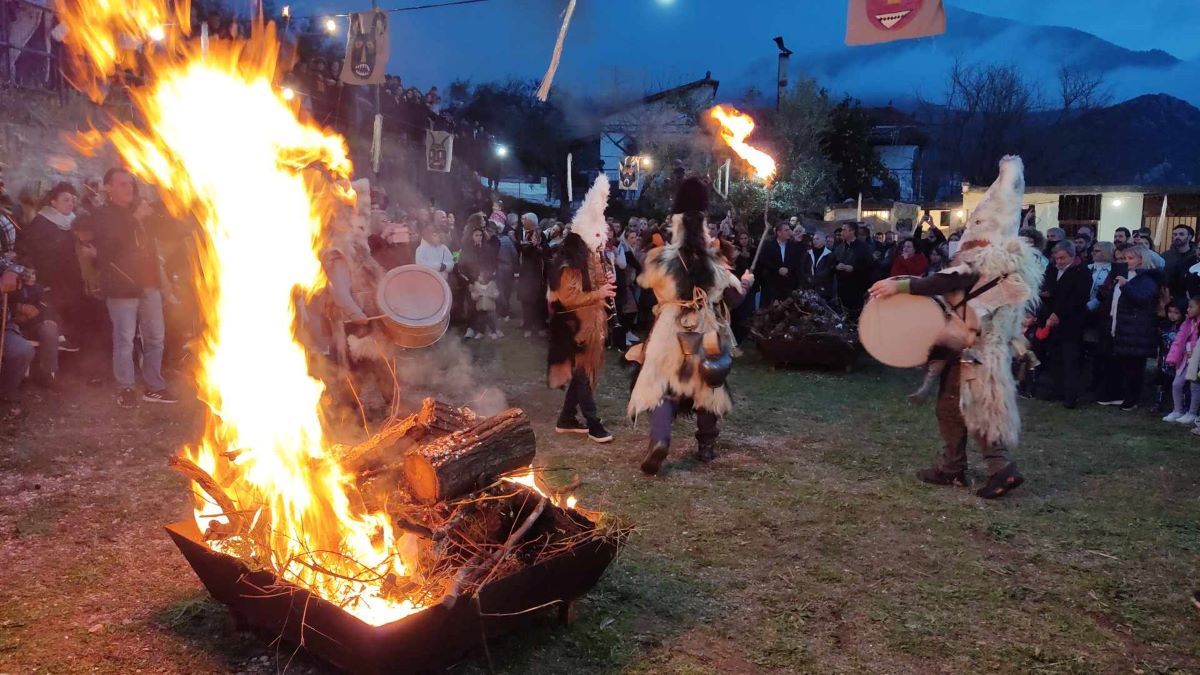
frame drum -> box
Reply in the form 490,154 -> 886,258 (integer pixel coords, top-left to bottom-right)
375,264 -> 452,349
858,293 -> 948,368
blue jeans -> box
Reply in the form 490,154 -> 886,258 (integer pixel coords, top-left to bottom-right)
1,325 -> 35,402
106,289 -> 166,391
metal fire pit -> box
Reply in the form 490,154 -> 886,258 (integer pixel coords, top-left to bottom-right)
165,518 -> 620,674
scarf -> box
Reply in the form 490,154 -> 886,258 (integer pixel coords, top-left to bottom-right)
38,207 -> 75,231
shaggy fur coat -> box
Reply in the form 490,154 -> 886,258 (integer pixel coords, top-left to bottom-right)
546,233 -> 608,390
627,231 -> 740,419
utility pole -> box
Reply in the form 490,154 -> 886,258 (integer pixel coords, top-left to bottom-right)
773,36 -> 792,112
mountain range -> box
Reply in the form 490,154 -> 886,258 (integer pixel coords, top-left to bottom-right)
733,6 -> 1200,109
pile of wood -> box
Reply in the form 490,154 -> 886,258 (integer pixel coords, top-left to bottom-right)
751,290 -> 860,370
170,398 -> 616,611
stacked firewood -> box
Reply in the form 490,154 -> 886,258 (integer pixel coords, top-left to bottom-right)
751,289 -> 857,347
170,398 -> 617,610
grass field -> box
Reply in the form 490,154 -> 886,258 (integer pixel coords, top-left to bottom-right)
1,335 -> 1198,674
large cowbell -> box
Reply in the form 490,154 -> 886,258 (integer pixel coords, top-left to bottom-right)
341,9 -> 388,85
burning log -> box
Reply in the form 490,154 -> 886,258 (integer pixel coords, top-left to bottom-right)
167,455 -> 242,533
339,397 -> 477,474
403,409 -> 536,504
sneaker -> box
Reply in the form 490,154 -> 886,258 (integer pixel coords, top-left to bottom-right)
1097,399 -> 1123,406
523,330 -> 533,338
1119,403 -> 1139,412
587,421 -> 614,443
1163,411 -> 1183,422
1178,413 -> 1198,425
464,328 -> 477,339
473,332 -> 486,340
554,418 -> 588,434
117,388 -> 138,409
142,389 -> 179,404
57,337 -> 81,353
492,330 -> 504,339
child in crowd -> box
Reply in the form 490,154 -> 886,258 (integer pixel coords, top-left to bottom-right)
1164,297 -> 1200,424
469,269 -> 501,340
1156,301 -> 1185,413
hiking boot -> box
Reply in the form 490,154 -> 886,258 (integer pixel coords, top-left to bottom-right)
554,417 -> 587,434
142,389 -> 179,404
117,388 -> 138,409
916,466 -> 969,487
975,463 -> 1024,499
1119,402 -> 1139,412
695,440 -> 718,463
587,420 -> 613,443
640,441 -> 669,476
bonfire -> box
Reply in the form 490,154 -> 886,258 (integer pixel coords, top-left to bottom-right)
54,1 -> 624,670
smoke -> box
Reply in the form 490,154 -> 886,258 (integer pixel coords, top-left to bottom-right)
391,337 -> 509,417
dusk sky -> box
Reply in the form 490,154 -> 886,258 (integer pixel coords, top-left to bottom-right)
289,0 -> 1200,101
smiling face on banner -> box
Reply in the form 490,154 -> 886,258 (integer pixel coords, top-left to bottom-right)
867,0 -> 924,31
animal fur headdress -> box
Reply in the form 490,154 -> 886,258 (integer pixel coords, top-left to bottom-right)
960,156 -> 1024,247
570,174 -> 610,253
669,176 -> 710,246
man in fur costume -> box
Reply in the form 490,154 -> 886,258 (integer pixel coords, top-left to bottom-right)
547,175 -> 616,443
627,177 -> 755,475
869,156 -> 1042,499
319,178 -> 397,410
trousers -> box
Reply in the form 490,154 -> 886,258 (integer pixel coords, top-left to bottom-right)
106,288 -> 166,391
559,368 -> 599,424
1171,366 -> 1200,415
935,359 -> 1011,475
1,325 -> 35,402
648,398 -> 720,449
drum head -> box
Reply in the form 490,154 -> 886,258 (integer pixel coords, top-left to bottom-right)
859,294 -> 947,368
376,264 -> 452,328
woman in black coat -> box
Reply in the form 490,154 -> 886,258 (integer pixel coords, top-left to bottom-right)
1110,245 -> 1161,410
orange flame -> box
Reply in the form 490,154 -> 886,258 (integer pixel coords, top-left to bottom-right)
56,0 -> 416,625
708,104 -> 776,182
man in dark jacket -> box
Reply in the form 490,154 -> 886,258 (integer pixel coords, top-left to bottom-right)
1041,241 -> 1093,408
834,223 -> 873,318
89,168 -> 176,408
516,213 -> 550,337
799,230 -> 837,302
754,221 -> 802,307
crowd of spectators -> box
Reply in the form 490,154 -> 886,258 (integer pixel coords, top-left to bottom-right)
5,152 -> 1198,437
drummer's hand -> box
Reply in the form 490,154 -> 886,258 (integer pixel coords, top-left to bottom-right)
868,279 -> 901,299
740,271 -> 755,290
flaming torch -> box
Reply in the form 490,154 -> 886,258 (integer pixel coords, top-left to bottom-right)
708,104 -> 778,269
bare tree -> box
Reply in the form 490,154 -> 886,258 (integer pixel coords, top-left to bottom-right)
1056,65 -> 1111,119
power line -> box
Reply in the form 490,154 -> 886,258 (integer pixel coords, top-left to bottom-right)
287,0 -> 489,20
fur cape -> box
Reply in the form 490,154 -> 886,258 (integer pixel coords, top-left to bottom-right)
949,156 -> 1043,449
627,214 -> 740,419
546,232 -> 608,389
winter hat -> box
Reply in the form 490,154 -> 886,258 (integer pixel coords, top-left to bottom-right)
568,174 -> 611,252
672,176 -> 709,214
